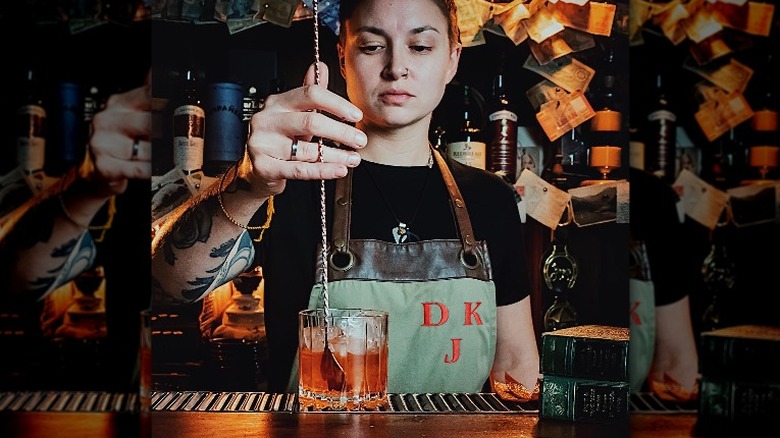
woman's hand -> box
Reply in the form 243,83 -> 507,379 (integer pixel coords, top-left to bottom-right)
87,69 -> 152,197
245,62 -> 365,198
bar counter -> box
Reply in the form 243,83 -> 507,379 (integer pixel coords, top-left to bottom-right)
0,391 -> 707,437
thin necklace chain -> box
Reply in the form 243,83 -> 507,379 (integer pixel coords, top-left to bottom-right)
362,157 -> 434,240
312,0 -> 329,315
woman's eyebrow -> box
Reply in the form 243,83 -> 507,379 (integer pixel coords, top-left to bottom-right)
354,25 -> 441,37
410,25 -> 440,36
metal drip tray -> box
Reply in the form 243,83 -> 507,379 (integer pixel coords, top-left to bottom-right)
0,391 -> 138,413
150,391 -> 540,414
0,390 -> 695,415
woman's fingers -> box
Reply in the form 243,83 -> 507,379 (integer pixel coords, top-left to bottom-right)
264,85 -> 362,123
88,82 -> 152,190
92,153 -> 152,181
92,110 -> 151,142
104,84 -> 152,112
253,110 -> 366,151
243,62 -> 367,187
287,139 -> 361,165
257,157 -> 351,182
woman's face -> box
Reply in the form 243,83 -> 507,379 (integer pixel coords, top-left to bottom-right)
339,0 -> 461,130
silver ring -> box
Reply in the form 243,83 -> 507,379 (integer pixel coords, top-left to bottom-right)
403,68 -> 409,77
290,138 -> 299,159
131,139 -> 140,160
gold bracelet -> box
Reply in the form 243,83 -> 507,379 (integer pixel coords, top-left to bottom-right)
217,160 -> 275,243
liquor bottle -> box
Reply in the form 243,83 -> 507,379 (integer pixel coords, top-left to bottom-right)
487,52 -> 518,183
745,50 -> 779,182
560,126 -> 587,185
47,81 -> 84,177
700,127 -> 747,190
447,84 -> 487,169
543,140 -> 569,189
701,226 -> 736,332
171,68 -> 205,174
644,70 -> 677,184
15,67 -> 47,175
204,81 -> 244,177
628,118 -> 645,171
1,68 -> 47,234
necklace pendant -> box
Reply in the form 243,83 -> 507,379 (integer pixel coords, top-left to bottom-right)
392,222 -> 409,244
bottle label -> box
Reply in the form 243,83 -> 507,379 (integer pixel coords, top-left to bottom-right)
629,141 -> 645,170
647,109 -> 676,123
646,107 -> 677,180
488,110 -> 518,122
242,97 -> 262,122
15,105 -> 47,171
489,118 -> 518,180
447,141 -> 486,169
173,105 -> 205,172
16,137 -> 46,172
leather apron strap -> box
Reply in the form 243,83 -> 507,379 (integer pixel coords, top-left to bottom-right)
326,147 -> 487,280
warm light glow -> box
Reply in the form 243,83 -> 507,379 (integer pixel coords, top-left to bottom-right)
751,110 -> 779,132
591,110 -> 622,132
749,146 -> 779,169
590,146 -> 622,168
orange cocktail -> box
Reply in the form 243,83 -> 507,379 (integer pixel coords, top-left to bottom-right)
298,308 -> 389,411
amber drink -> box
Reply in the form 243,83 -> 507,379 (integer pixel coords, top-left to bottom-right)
298,308 -> 388,411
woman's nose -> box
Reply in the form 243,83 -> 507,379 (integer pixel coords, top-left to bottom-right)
382,50 -> 410,80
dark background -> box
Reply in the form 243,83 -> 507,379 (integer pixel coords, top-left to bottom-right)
0,2 -> 151,393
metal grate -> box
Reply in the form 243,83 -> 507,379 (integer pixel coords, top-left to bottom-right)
149,391 -> 539,414
0,390 -> 691,414
0,391 -> 138,413
628,392 -> 697,414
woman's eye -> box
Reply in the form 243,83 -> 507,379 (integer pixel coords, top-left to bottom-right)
411,46 -> 433,53
360,45 -> 384,53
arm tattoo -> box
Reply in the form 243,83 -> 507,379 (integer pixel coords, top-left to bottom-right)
155,180 -> 260,305
181,230 -> 255,302
29,232 -> 96,300
163,198 -> 217,266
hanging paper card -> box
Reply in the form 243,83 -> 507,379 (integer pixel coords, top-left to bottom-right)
569,183 -> 617,226
523,54 -> 595,93
673,169 -> 730,229
515,169 -> 573,229
551,1 -> 616,37
727,182 -> 779,227
526,80 -> 569,112
524,8 -> 566,43
536,92 -> 596,142
683,57 -> 753,94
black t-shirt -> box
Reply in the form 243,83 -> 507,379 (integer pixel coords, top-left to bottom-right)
253,156 -> 531,391
629,167 -> 695,306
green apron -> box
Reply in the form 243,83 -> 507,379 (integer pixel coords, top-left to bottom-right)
287,150 -> 498,394
628,238 -> 656,393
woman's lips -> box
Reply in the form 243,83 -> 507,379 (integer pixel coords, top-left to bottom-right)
379,91 -> 414,105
